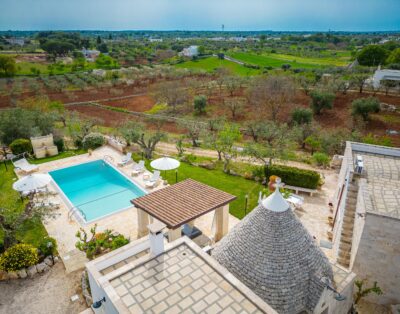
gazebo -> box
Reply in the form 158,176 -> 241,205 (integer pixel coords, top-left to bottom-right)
131,179 -> 236,242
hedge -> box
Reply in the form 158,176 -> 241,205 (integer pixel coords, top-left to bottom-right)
265,164 -> 320,189
9,138 -> 32,155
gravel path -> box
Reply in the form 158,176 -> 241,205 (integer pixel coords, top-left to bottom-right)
0,262 -> 88,314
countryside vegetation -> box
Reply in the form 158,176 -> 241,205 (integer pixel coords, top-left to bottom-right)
0,29 -> 399,256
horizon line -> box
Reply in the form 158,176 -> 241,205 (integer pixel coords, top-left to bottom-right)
1,29 -> 400,33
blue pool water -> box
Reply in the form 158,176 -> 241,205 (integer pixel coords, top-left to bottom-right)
49,160 -> 146,223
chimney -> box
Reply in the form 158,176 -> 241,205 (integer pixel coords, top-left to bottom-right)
147,221 -> 166,256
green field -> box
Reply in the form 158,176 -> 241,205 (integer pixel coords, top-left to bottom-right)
228,51 -> 351,69
175,56 -> 261,76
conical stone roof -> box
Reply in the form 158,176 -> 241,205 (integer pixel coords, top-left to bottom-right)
212,188 -> 333,314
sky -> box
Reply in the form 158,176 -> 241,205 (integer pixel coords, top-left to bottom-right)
1,0 -> 399,32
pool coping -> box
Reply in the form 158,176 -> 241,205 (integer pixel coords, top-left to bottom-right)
48,158 -> 148,226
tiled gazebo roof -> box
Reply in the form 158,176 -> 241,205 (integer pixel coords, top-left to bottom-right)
212,188 -> 333,314
131,179 -> 236,229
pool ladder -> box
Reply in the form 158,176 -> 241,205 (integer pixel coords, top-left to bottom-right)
68,206 -> 87,223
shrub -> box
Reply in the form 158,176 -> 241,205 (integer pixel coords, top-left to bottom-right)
53,137 -> 65,152
310,91 -> 335,115
0,244 -> 39,271
312,152 -> 330,167
351,97 -> 380,121
75,224 -> 130,260
38,237 -> 57,257
9,138 -> 33,155
292,108 -> 313,125
82,132 -> 105,150
265,164 -> 321,189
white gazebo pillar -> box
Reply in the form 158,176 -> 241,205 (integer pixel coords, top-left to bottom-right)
214,204 -> 229,242
168,228 -> 181,242
137,208 -> 150,238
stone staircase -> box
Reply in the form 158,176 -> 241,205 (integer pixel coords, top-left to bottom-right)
337,182 -> 358,268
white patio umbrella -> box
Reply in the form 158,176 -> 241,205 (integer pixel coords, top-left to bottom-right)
150,157 -> 180,171
13,173 -> 52,193
150,157 -> 180,182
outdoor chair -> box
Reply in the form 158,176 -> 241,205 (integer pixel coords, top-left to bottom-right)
117,152 -> 132,166
181,224 -> 203,239
131,160 -> 145,176
145,170 -> 161,188
13,158 -> 39,174
286,193 -> 304,209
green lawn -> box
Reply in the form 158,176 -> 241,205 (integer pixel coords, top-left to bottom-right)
135,155 -> 264,219
175,56 -> 261,76
0,162 -> 48,249
228,52 -> 350,69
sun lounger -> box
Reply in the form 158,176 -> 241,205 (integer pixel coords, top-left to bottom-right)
21,187 -> 57,197
131,160 -> 145,176
117,152 -> 132,166
287,194 -> 304,209
13,158 -> 39,174
33,200 -> 60,209
145,170 -> 161,188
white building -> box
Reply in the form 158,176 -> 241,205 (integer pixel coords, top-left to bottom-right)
86,180 -> 355,313
81,48 -> 101,62
372,66 -> 400,88
179,45 -> 199,57
332,142 -> 400,305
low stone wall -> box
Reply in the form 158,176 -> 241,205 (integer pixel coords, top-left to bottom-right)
0,256 -> 59,281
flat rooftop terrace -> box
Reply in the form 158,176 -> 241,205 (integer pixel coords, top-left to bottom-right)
89,237 -> 276,314
351,143 -> 400,219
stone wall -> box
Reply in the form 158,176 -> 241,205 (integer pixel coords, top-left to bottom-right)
352,213 -> 400,305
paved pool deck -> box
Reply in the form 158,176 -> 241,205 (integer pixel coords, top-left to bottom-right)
18,146 -> 240,272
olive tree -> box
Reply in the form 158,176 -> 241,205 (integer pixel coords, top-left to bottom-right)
178,119 -> 205,147
244,122 -> 293,181
351,97 -> 380,121
309,91 -> 335,115
224,98 -> 245,119
248,75 -> 295,121
153,81 -> 189,114
119,120 -> 166,159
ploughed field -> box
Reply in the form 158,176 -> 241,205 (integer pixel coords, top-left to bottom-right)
0,77 -> 399,145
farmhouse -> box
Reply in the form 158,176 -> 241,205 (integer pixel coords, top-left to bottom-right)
372,66 -> 400,88
179,45 -> 199,57
86,180 -> 355,314
332,142 -> 400,305
81,48 -> 101,62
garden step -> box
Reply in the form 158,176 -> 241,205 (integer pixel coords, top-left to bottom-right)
340,235 -> 353,245
337,257 -> 350,268
339,242 -> 352,252
338,250 -> 350,259
62,249 -> 88,274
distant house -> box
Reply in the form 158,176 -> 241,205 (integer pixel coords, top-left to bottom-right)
149,38 -> 163,43
5,38 -> 24,46
179,45 -> 199,57
81,48 -> 101,62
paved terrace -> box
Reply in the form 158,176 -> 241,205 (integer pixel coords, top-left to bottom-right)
16,146 -> 240,272
89,237 -> 276,314
355,151 -> 400,219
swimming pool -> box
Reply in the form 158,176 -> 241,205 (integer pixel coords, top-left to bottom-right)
49,160 -> 146,223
